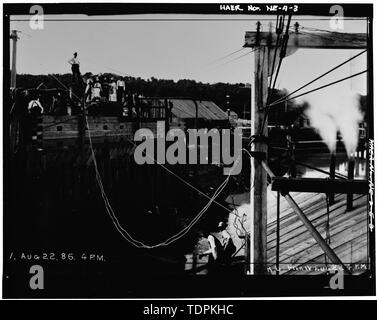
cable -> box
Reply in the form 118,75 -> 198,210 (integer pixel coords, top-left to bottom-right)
268,69 -> 368,107
203,47 -> 246,67
260,14 -> 292,135
196,49 -> 255,76
267,16 -> 284,100
46,74 -> 234,214
216,49 -> 255,67
271,15 -> 292,93
86,116 -> 240,248
44,68 -> 250,249
229,195 -> 246,237
84,56 -> 132,78
268,49 -> 367,107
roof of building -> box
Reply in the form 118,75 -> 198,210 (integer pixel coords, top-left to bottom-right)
166,99 -> 228,121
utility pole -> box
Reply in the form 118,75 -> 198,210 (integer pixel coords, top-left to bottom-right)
10,30 -> 18,89
244,20 -> 367,276
251,22 -> 268,275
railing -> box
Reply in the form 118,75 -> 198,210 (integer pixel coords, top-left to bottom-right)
137,98 -> 167,120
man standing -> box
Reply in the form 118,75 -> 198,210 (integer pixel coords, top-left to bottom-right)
116,77 -> 126,103
68,52 -> 81,83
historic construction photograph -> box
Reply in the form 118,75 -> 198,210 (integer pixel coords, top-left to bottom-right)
2,3 -> 375,298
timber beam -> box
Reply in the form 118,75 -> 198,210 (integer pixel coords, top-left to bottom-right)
244,31 -> 367,49
271,177 -> 368,194
261,161 -> 351,275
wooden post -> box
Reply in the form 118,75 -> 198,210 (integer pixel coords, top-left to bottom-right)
253,45 -> 268,275
244,23 -> 367,276
193,99 -> 198,129
276,191 -> 280,275
10,30 -> 18,89
245,232 -> 250,274
164,99 -> 170,132
329,152 -> 336,205
347,154 -> 355,211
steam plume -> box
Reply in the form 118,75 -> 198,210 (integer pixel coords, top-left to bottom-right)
297,87 -> 364,157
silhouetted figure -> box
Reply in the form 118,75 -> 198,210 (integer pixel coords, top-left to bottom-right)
28,97 -> 44,115
201,221 -> 236,274
116,77 -> 126,103
68,52 -> 81,83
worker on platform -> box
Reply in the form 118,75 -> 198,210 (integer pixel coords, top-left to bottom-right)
200,221 -> 236,274
68,52 -> 81,83
92,77 -> 102,101
28,97 -> 44,115
109,78 -> 117,102
85,77 -> 94,102
116,77 -> 126,103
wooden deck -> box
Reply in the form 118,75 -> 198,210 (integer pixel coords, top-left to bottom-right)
221,176 -> 369,275
267,192 -> 369,275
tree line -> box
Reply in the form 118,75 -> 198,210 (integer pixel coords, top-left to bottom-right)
16,73 -> 253,119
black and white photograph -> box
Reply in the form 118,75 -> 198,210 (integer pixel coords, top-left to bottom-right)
2,2 -> 375,300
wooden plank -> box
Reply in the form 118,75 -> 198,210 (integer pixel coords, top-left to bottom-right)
277,233 -> 368,275
244,31 -> 367,49
268,201 -> 367,266
271,201 -> 364,261
274,205 -> 366,265
267,192 -> 326,230
261,161 -> 358,273
282,228 -> 368,275
267,194 -> 354,243
267,195 -> 366,252
271,177 -> 368,194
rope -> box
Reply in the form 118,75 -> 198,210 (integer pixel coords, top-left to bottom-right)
48,73 -> 236,213
85,113 -> 240,248
229,195 -> 247,237
43,69 -> 253,249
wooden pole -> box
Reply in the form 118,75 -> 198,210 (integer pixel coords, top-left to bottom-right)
10,30 -> 18,89
245,233 -> 250,274
329,152 -> 336,205
193,99 -> 198,129
253,44 -> 268,275
276,191 -> 280,275
347,154 -> 355,211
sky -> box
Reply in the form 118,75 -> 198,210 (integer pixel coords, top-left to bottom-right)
10,14 -> 367,93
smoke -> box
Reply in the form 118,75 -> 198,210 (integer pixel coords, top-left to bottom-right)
298,87 -> 364,157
